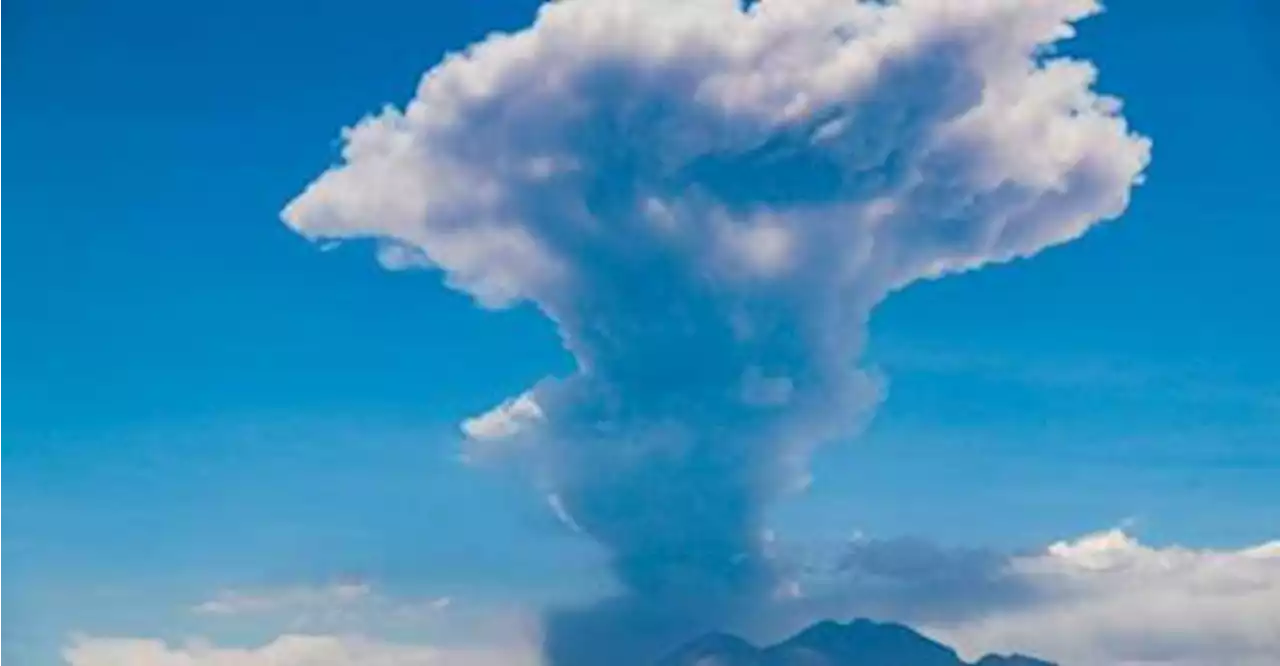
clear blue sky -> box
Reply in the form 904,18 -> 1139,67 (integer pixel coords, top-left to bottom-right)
5,1 -> 1278,664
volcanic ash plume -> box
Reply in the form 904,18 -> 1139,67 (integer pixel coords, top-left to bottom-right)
282,0 -> 1150,663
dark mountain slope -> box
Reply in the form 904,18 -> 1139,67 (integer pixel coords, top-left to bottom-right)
658,619 -> 1055,666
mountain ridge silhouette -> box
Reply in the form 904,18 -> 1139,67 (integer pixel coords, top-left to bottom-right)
656,618 -> 1055,666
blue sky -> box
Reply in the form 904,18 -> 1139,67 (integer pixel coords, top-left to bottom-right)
5,1 -> 1279,665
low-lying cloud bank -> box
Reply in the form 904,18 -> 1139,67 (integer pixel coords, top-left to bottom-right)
64,531 -> 1278,666
930,530 -> 1280,666
786,529 -> 1280,666
62,635 -> 539,666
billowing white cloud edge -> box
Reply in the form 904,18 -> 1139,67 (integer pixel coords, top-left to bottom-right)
929,530 -> 1280,666
63,530 -> 1278,666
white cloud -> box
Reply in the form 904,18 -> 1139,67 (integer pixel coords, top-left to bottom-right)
62,635 -> 541,666
785,529 -> 1280,666
546,493 -> 584,533
71,592 -> 539,666
193,583 -> 372,617
460,392 -> 544,442
190,583 -> 454,634
283,0 -> 1149,314
927,530 -> 1280,666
